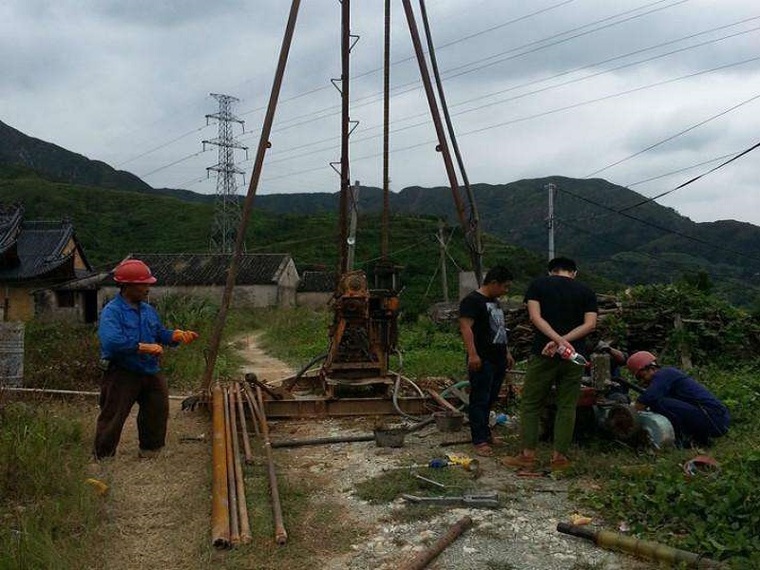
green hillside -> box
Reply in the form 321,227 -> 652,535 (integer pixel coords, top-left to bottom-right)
2,171 -> 614,318
2,118 -> 758,307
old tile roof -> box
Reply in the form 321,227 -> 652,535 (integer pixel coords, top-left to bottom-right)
0,206 -> 93,282
125,253 -> 293,286
297,270 -> 336,292
0,204 -> 23,259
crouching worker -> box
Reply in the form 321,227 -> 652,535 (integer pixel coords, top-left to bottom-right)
93,259 -> 199,460
627,351 -> 730,447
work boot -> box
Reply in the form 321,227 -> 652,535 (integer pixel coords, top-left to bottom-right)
138,448 -> 161,459
501,453 -> 536,469
550,456 -> 572,472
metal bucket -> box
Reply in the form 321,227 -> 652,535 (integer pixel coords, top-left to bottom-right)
433,411 -> 464,432
373,427 -> 406,448
638,411 -> 675,448
0,322 -> 24,387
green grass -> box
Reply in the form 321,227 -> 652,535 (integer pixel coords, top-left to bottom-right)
0,400 -> 102,570
237,307 -> 468,380
245,308 -> 760,566
569,365 -> 760,567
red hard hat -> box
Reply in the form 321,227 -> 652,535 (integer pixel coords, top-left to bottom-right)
627,351 -> 657,377
113,259 -> 157,284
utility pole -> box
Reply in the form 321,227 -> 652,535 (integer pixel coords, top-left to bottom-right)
347,180 -> 359,271
204,93 -> 248,253
438,220 -> 449,303
545,183 -> 557,260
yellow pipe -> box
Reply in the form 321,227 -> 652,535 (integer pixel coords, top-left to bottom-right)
211,384 -> 230,548
223,386 -> 241,546
557,523 -> 725,568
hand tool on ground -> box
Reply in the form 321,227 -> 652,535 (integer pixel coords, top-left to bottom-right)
446,453 -> 480,472
401,492 -> 499,508
412,473 -> 446,488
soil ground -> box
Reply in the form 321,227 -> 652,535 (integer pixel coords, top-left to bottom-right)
88,333 -> 655,570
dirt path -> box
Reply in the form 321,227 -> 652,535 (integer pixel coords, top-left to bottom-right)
90,333 -> 294,570
90,336 -> 654,570
92,399 -> 211,570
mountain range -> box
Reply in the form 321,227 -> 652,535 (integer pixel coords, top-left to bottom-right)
1,119 -> 758,307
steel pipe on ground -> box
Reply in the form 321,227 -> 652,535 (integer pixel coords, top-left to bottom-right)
557,523 -> 725,568
211,384 -> 230,548
229,383 -> 252,544
271,434 -> 375,449
256,386 -> 288,545
234,382 -> 254,464
240,382 -> 262,438
399,516 -> 473,570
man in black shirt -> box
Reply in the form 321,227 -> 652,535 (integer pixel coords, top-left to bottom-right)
503,257 -> 597,471
459,266 -> 515,457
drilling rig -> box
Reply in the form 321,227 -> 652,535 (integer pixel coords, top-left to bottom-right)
196,0 -> 484,414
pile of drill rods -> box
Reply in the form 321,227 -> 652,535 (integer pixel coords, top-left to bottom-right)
211,381 -> 287,548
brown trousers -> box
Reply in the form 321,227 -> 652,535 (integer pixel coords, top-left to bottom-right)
93,366 -> 169,459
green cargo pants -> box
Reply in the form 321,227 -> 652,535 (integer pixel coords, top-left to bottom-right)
519,355 -> 583,455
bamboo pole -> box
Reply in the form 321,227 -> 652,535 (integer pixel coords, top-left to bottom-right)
234,382 -> 254,463
223,386 -> 241,545
210,384 -> 230,548
256,386 -> 288,545
229,383 -> 252,544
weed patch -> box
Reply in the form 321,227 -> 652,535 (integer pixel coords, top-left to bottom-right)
0,400 -> 101,569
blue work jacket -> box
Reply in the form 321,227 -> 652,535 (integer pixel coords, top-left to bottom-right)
638,366 -> 729,427
98,294 -> 176,375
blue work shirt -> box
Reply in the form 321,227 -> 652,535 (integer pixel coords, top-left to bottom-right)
638,367 -> 729,422
98,294 -> 176,375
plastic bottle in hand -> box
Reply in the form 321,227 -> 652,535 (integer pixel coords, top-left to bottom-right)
557,345 -> 588,366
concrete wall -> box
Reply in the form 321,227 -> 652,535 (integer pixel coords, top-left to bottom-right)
296,291 -> 333,309
458,271 -> 478,301
277,258 -> 299,308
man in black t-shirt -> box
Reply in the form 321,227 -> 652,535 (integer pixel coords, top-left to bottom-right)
459,265 -> 515,457
503,257 -> 597,471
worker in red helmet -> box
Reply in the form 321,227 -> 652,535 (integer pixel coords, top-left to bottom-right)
93,259 -> 199,459
627,351 -> 729,447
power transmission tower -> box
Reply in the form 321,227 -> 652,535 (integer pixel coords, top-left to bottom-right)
545,183 -> 557,260
204,93 -> 248,253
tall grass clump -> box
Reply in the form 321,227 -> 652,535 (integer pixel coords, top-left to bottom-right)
0,400 -> 101,569
24,321 -> 101,391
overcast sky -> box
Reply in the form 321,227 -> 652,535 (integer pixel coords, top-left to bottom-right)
2,0 -> 759,226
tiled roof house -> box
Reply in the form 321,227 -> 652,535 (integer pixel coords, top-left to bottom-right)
99,253 -> 300,309
0,204 -> 96,322
296,270 -> 336,308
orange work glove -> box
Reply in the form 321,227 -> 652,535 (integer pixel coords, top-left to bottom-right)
137,343 -> 164,356
172,330 -> 199,344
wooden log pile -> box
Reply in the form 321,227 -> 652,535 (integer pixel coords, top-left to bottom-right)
427,290 -> 760,366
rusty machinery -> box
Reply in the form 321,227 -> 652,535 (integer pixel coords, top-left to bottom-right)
195,0 -> 483,414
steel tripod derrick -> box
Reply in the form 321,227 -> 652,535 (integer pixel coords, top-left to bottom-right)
197,0 -> 482,407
